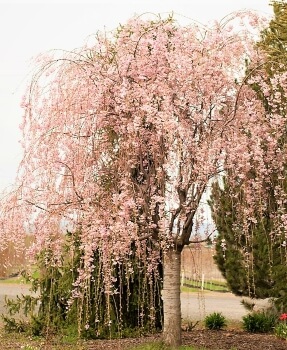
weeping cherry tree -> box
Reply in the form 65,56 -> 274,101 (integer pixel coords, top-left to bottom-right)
0,12 -> 279,346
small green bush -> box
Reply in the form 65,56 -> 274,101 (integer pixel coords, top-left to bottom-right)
242,311 -> 276,333
204,312 -> 227,330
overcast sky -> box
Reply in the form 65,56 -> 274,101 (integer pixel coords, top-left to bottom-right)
0,0 -> 273,193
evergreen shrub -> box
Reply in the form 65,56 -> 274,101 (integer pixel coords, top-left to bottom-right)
242,311 -> 276,333
2,231 -> 163,339
204,312 -> 227,330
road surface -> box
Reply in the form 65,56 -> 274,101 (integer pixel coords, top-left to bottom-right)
0,283 -> 269,321
181,291 -> 269,321
0,283 -> 34,320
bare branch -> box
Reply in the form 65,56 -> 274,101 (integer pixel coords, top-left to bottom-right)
188,229 -> 215,244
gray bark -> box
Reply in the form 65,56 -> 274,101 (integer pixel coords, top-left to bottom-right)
162,248 -> 182,347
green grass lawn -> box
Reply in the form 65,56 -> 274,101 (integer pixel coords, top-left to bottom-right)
0,275 -> 228,292
0,276 -> 29,284
181,278 -> 228,293
0,268 -> 39,285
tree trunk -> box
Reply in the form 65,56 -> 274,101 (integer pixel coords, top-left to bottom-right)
162,248 -> 182,347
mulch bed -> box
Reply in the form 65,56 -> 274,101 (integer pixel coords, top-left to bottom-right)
85,329 -> 287,350
182,329 -> 287,349
1,328 -> 286,349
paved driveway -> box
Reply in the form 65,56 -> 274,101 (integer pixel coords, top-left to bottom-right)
0,283 -> 33,319
181,291 -> 270,321
0,283 -> 270,322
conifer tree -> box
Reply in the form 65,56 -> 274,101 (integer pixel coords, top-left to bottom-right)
210,178 -> 276,299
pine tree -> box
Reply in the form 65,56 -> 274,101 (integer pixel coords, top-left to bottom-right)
210,178 -> 275,299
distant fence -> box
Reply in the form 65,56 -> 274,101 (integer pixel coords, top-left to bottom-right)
181,244 -> 227,292
181,273 -> 229,292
